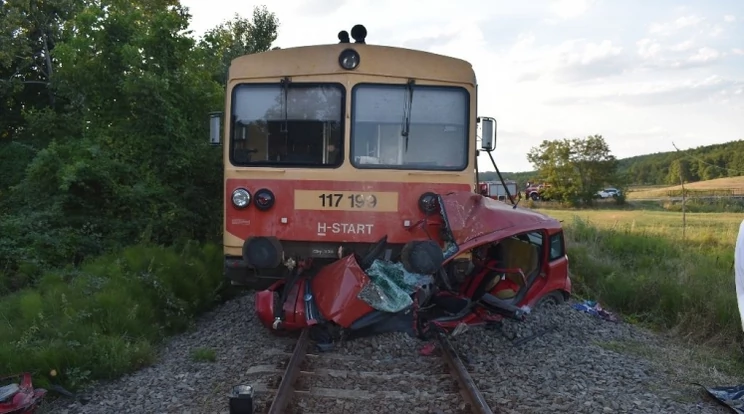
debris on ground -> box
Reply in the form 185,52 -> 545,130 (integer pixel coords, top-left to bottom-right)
572,300 -> 619,322
0,373 -> 46,414
418,343 -> 437,356
696,383 -> 744,413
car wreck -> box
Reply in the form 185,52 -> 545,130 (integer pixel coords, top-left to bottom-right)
256,191 -> 571,344
0,373 -> 46,414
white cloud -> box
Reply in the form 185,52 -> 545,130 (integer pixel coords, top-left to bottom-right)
670,40 -> 694,52
724,15 -> 736,23
503,37 -> 628,84
708,24 -> 724,37
637,38 -> 662,59
687,47 -> 721,64
550,0 -> 594,19
649,15 -> 704,35
548,75 -> 744,107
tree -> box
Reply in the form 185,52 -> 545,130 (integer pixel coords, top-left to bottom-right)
667,158 -> 693,185
197,6 -> 279,86
0,0 -> 86,196
527,135 -> 619,205
0,2 -> 281,275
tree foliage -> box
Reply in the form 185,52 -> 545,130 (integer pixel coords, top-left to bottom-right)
618,140 -> 744,185
526,135 -> 619,205
197,6 -> 279,85
0,1 -> 279,288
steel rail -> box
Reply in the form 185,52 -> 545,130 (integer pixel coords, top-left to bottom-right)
267,328 -> 310,414
437,333 -> 494,414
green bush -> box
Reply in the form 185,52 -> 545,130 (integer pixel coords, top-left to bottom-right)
0,241 -> 224,390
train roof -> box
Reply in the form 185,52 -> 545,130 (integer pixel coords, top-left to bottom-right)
228,43 -> 476,85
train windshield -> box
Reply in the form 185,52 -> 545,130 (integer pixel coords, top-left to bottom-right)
350,84 -> 469,171
230,83 -> 344,167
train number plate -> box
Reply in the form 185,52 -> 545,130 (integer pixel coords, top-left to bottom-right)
294,190 -> 398,212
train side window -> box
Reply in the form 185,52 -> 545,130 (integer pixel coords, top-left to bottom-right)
549,232 -> 565,261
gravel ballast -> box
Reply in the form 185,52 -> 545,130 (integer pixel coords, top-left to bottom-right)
44,293 -> 737,414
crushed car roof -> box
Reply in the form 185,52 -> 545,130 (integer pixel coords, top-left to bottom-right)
440,192 -> 562,247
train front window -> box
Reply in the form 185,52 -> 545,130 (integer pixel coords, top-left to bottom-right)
350,84 -> 469,171
230,83 -> 344,167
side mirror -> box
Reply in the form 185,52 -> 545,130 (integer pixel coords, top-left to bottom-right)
209,111 -> 222,146
480,117 -> 496,152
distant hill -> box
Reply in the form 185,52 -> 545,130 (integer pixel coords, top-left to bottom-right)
481,140 -> 744,187
617,140 -> 744,185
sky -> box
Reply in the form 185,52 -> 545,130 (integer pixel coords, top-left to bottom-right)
181,0 -> 744,172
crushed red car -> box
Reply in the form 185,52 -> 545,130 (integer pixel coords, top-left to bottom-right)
256,191 -> 571,343
0,373 -> 46,414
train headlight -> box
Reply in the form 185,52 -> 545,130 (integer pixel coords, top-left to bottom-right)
418,192 -> 439,214
254,188 -> 275,211
338,49 -> 360,70
232,188 -> 251,209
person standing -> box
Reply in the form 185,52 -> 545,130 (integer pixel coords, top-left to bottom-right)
735,219 -> 744,332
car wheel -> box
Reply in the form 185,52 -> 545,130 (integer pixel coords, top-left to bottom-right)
536,291 -> 565,308
530,192 -> 539,201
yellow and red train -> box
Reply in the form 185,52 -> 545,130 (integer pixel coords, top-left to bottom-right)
210,25 -> 497,289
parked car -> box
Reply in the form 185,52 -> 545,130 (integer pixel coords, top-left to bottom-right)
596,188 -> 621,198
525,183 -> 551,201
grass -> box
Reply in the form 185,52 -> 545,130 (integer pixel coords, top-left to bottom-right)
541,208 -> 742,243
538,207 -> 743,352
628,176 -> 744,199
190,347 -> 217,363
0,241 -> 225,391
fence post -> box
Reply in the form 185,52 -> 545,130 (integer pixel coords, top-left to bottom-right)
680,173 -> 686,244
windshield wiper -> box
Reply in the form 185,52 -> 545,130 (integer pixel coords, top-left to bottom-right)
280,77 -> 291,134
401,79 -> 415,150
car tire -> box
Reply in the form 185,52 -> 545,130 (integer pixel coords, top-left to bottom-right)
536,291 -> 566,308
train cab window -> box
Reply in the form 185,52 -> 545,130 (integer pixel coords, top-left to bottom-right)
350,84 -> 469,171
230,83 -> 345,168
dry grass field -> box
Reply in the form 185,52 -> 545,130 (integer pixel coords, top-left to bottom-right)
627,176 -> 744,199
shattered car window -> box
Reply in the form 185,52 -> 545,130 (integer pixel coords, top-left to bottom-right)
357,260 -> 435,313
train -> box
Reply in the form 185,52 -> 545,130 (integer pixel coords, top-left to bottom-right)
209,24 -> 497,289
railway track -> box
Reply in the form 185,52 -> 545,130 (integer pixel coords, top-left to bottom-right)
247,328 -> 494,414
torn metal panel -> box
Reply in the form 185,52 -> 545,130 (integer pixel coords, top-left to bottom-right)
439,191 -> 560,248
311,255 -> 375,328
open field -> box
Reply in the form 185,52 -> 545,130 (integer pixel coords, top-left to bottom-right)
538,207 -> 742,354
627,176 -> 744,199
539,208 -> 742,245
